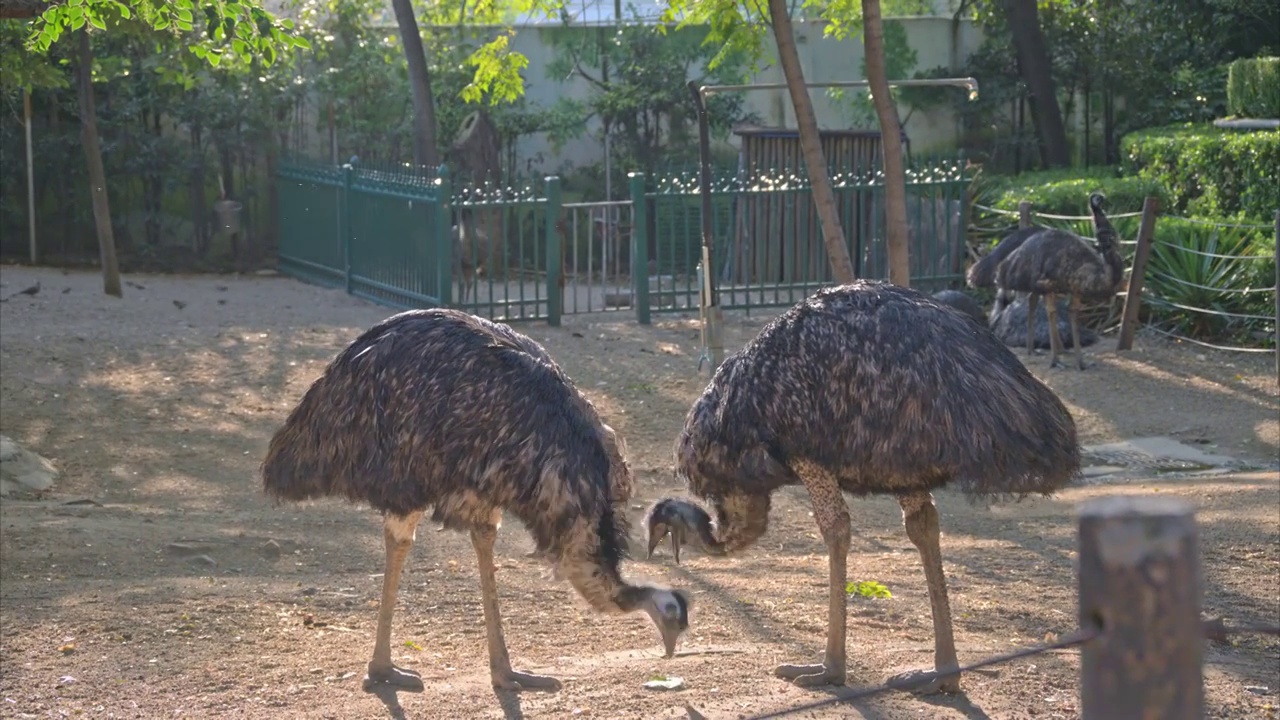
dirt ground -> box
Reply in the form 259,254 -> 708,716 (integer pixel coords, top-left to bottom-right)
1,264 -> 1277,720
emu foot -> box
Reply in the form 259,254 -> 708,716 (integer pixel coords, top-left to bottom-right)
886,668 -> 961,695
774,662 -> 845,687
363,661 -> 425,692
492,668 -> 562,692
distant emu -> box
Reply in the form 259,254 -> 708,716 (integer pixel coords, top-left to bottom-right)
646,281 -> 1080,692
453,220 -> 490,304
263,309 -> 689,692
994,194 -> 1125,369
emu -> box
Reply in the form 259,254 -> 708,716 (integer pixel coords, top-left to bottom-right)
995,193 -> 1125,370
262,309 -> 688,692
453,220 -> 490,305
645,281 -> 1080,692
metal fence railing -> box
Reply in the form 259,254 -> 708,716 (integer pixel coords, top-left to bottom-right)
276,156 -> 973,325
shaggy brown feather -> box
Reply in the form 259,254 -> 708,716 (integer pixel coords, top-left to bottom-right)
262,309 -> 650,615
673,280 -> 1080,527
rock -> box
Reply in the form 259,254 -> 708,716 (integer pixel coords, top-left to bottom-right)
989,295 -> 1098,350
644,676 -> 686,691
259,539 -> 282,560
0,435 -> 59,497
191,554 -> 218,567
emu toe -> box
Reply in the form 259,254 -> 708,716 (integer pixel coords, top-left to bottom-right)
363,662 -> 425,692
492,668 -> 562,692
886,667 -> 961,695
774,662 -> 845,687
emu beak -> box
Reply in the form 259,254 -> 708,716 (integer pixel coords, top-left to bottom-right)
646,522 -> 669,560
660,618 -> 682,659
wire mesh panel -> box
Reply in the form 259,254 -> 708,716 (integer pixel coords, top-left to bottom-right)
557,200 -> 635,314
277,160 -> 345,287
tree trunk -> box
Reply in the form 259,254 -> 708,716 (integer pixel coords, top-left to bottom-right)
391,0 -> 440,168
1004,0 -> 1070,168
862,0 -> 910,286
766,0 -> 856,284
75,29 -> 122,298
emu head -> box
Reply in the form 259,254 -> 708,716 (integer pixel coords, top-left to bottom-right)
1088,192 -> 1106,212
645,498 -> 717,564
636,586 -> 692,658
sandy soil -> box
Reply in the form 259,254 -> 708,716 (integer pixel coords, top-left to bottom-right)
1,264 -> 1277,720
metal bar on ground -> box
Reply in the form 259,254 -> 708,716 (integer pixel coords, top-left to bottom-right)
1078,496 -> 1203,720
1117,197 -> 1161,351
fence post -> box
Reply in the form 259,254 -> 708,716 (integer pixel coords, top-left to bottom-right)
1117,196 -> 1161,351
435,164 -> 453,307
630,172 -> 651,325
545,176 -> 562,327
341,162 -> 354,295
1018,200 -> 1033,229
1078,496 -> 1203,720
1273,210 -> 1278,385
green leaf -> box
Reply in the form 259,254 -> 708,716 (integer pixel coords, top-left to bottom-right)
291,36 -> 311,50
88,14 -> 106,30
71,16 -> 86,30
846,580 -> 892,599
154,17 -> 170,30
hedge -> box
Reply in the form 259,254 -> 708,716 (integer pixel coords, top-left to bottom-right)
1226,56 -> 1280,119
975,166 -> 1168,216
1121,123 -> 1280,220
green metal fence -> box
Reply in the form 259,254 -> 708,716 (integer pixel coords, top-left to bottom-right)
630,157 -> 972,317
277,156 -> 969,326
277,159 -> 563,323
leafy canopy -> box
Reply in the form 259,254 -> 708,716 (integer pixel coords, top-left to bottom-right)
22,0 -> 311,68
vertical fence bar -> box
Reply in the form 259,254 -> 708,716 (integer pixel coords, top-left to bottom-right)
1078,496 -> 1203,720
1018,200 -> 1033,229
1117,196 -> 1160,351
631,173 -> 651,324
435,165 -> 453,307
341,162 -> 354,295
1274,211 -> 1279,385
545,176 -> 563,327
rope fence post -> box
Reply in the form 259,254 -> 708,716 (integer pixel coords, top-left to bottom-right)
1078,496 -> 1203,720
1018,200 -> 1033,229
1117,196 -> 1160,351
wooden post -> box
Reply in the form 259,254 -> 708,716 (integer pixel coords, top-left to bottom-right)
1117,197 -> 1161,351
1018,200 -> 1033,229
1273,211 -> 1278,385
1078,496 -> 1203,720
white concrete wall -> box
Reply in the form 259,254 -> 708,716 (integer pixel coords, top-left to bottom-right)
442,17 -> 987,177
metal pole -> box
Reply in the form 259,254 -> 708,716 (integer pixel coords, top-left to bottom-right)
24,88 -> 36,264
697,77 -> 980,98
1274,211 -> 1279,385
1078,496 -> 1203,720
688,79 -> 724,373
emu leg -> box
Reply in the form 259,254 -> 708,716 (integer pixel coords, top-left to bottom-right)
1045,292 -> 1066,368
775,467 -> 849,687
1069,294 -> 1087,370
887,492 -> 961,694
365,511 -> 426,691
1024,293 -> 1039,356
470,524 -> 562,692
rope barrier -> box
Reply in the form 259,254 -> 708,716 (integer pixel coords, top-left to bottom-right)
739,618 -> 1279,719
1144,296 -> 1275,322
745,626 -> 1103,719
1149,235 -> 1276,261
1142,323 -> 1276,354
1144,267 -> 1278,295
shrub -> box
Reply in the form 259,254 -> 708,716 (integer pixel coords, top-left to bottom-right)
1142,217 -> 1275,348
1121,123 -> 1280,220
1226,57 -> 1280,119
975,166 -> 1167,217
